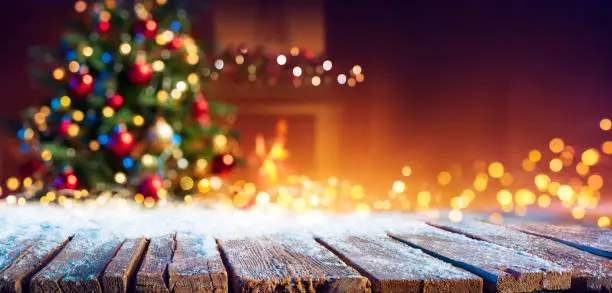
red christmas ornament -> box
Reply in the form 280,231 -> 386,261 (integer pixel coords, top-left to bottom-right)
58,120 -> 71,136
107,94 -> 124,109
128,62 -> 153,85
108,130 -> 135,156
192,98 -> 209,121
54,169 -> 79,190
168,37 -> 182,50
98,21 -> 110,33
136,19 -> 157,39
139,175 -> 165,200
211,153 -> 235,176
70,73 -> 94,97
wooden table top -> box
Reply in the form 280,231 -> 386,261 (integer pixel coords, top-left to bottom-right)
0,208 -> 610,293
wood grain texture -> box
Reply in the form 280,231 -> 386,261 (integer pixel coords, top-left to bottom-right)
103,238 -> 148,293
219,234 -> 371,293
317,234 -> 482,293
508,223 -> 612,258
0,237 -> 69,293
30,231 -> 123,293
169,233 -> 228,293
389,222 -> 571,293
432,220 -> 612,292
135,234 -> 174,293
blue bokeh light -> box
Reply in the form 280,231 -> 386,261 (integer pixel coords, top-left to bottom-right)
122,157 -> 134,169
101,52 -> 112,64
170,21 -> 181,32
171,133 -> 182,145
98,134 -> 109,145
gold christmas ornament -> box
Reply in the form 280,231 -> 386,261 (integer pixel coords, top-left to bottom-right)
148,117 -> 174,152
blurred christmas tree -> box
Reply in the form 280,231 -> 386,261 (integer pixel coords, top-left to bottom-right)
16,0 -> 239,202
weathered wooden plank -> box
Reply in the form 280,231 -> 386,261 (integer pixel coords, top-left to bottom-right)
136,234 -> 174,293
0,234 -> 38,275
432,220 -> 612,292
218,234 -> 371,293
317,234 -> 482,293
169,233 -> 228,293
30,231 -> 123,293
103,238 -> 148,293
0,236 -> 70,293
389,222 -> 571,293
508,223 -> 612,258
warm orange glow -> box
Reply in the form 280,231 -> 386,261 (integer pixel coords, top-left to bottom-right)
537,194 -> 551,208
522,159 -> 535,172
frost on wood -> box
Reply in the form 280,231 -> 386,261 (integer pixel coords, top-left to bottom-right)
508,223 -> 612,258
219,233 -> 370,293
432,220 -> 612,292
389,222 -> 571,293
103,238 -> 148,293
30,230 -> 123,293
169,233 -> 227,293
317,234 -> 482,293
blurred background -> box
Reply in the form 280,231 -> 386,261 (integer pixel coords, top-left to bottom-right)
1,0 -> 611,199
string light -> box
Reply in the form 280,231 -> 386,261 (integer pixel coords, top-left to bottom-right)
276,55 -> 287,65
68,61 -> 80,73
311,76 -> 321,87
337,74 -> 347,84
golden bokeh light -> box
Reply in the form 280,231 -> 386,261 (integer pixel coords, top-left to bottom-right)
496,189 -> 513,206
558,185 -> 574,201
522,159 -> 535,172
571,206 -> 585,219
488,162 -> 504,178
602,141 -> 612,155
437,171 -> 452,185
549,158 -> 563,172
581,148 -> 600,166
600,118 -> 612,131
576,162 -> 590,177
500,173 -> 514,187
392,180 -> 405,193
587,174 -> 603,190
401,166 -> 412,177
537,194 -> 551,208
534,174 -> 551,192
598,216 -> 611,228
528,150 -> 542,162
549,138 -> 565,153
417,191 -> 431,207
